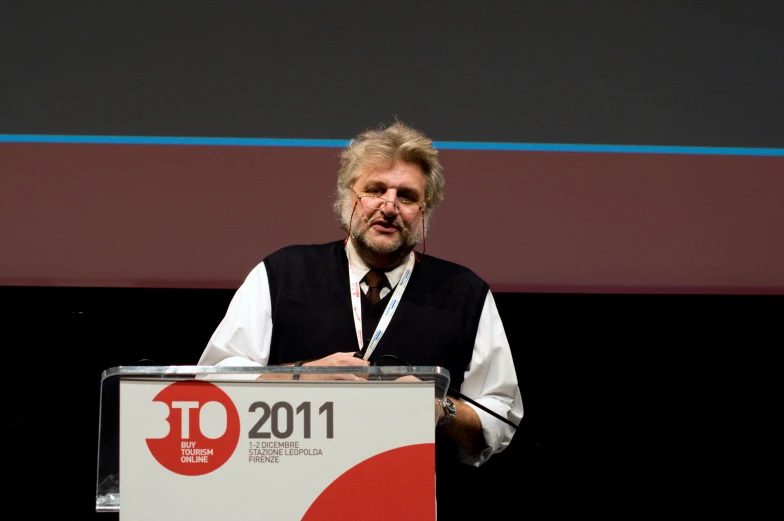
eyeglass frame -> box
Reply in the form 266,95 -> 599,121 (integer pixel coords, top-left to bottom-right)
350,186 -> 428,215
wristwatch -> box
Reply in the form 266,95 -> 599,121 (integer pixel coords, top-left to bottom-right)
437,397 -> 457,427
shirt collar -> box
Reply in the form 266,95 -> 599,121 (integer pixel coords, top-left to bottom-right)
345,239 -> 411,288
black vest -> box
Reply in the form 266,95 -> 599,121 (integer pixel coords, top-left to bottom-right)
263,241 -> 489,392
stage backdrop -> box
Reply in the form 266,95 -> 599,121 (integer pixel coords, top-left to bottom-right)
2,2 -> 783,294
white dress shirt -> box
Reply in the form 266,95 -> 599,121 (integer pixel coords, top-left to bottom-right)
199,241 -> 524,466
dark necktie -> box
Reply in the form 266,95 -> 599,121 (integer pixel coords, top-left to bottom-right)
365,268 -> 387,305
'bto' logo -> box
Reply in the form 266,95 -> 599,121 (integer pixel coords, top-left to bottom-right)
146,381 -> 240,476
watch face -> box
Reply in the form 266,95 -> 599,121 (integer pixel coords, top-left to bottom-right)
439,398 -> 456,426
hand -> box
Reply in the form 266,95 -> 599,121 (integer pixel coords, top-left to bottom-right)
305,352 -> 371,367
299,352 -> 370,380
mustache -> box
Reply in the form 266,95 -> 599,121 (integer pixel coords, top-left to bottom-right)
368,216 -> 402,229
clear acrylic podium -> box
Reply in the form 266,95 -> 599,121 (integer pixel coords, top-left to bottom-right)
96,365 -> 451,521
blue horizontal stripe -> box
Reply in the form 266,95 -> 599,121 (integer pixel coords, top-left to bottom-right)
1,134 -> 784,156
434,141 -> 784,156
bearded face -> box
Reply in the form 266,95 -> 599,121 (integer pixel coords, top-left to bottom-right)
341,161 -> 426,261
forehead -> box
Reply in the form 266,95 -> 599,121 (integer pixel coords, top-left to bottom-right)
354,161 -> 426,193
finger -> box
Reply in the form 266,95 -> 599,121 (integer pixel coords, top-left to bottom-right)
323,373 -> 365,381
336,357 -> 370,366
302,373 -> 363,381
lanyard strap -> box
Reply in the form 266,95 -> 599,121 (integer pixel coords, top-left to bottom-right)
347,249 -> 415,360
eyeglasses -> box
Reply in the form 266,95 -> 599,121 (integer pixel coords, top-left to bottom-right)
351,188 -> 427,215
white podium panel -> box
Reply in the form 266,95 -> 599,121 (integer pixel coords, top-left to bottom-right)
118,378 -> 436,521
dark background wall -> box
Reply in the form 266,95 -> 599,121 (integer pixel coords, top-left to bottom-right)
3,1 -> 784,293
2,2 -> 782,519
3,2 -> 783,146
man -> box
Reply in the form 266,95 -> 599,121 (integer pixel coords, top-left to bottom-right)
198,120 -> 523,517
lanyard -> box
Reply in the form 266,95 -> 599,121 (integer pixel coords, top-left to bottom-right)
347,248 -> 415,360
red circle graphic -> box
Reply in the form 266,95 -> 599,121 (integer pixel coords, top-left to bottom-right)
146,380 -> 240,476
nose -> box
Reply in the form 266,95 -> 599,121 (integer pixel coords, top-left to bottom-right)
379,197 -> 400,216
377,190 -> 400,215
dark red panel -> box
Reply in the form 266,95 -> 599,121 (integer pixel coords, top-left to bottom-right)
2,143 -> 783,293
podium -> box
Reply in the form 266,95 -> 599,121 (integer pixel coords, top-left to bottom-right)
95,365 -> 451,521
